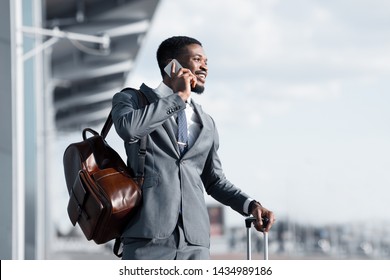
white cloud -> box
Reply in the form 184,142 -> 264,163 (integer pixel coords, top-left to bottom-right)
273,81 -> 342,101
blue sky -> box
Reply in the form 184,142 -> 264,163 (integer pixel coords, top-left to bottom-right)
123,0 -> 390,226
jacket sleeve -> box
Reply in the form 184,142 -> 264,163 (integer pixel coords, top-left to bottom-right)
201,118 -> 251,216
111,89 -> 186,143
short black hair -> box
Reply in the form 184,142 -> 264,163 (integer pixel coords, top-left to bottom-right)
156,36 -> 202,77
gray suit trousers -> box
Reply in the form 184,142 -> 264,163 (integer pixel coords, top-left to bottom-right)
122,217 -> 210,260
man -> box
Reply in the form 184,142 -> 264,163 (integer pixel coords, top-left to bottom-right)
111,36 -> 275,260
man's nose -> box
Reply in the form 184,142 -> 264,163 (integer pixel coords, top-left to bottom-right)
201,61 -> 208,72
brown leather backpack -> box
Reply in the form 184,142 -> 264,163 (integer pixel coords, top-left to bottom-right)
63,89 -> 148,254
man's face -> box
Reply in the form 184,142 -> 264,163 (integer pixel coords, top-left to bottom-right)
177,44 -> 208,94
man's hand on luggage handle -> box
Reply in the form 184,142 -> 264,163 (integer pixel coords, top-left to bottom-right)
250,204 -> 276,232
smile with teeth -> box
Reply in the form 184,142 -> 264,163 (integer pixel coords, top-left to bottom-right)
196,72 -> 207,81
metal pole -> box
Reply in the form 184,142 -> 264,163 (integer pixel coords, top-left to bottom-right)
264,232 -> 269,260
33,0 -> 45,260
245,217 -> 256,260
247,226 -> 252,260
11,0 -> 25,260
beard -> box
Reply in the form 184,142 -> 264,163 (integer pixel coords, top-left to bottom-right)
192,83 -> 205,94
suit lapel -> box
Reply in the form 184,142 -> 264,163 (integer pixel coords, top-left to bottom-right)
162,118 -> 180,155
182,101 -> 211,158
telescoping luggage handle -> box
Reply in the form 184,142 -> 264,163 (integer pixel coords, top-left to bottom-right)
245,217 -> 269,260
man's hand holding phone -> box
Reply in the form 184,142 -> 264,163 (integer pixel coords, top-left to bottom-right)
164,59 -> 196,102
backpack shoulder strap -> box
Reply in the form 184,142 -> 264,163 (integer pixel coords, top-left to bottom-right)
101,87 -> 146,139
133,89 -> 149,185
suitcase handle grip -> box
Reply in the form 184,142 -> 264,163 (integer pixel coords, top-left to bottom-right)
245,217 -> 269,229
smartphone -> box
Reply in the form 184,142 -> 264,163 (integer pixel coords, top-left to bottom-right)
164,59 -> 183,77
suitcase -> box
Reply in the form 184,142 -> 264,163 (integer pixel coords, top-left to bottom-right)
245,217 -> 269,260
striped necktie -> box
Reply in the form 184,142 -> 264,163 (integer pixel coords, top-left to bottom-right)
176,109 -> 188,155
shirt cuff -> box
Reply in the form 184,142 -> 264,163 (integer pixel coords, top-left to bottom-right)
243,198 -> 253,215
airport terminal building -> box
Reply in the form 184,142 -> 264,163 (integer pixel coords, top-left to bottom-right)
1,0 -> 160,259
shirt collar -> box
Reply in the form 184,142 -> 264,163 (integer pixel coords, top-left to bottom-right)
154,82 -> 173,98
154,82 -> 192,104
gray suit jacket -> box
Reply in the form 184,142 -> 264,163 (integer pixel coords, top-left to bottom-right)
111,83 -> 250,248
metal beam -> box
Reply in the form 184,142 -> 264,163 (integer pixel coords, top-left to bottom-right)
10,0 -> 25,260
21,25 -> 110,47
